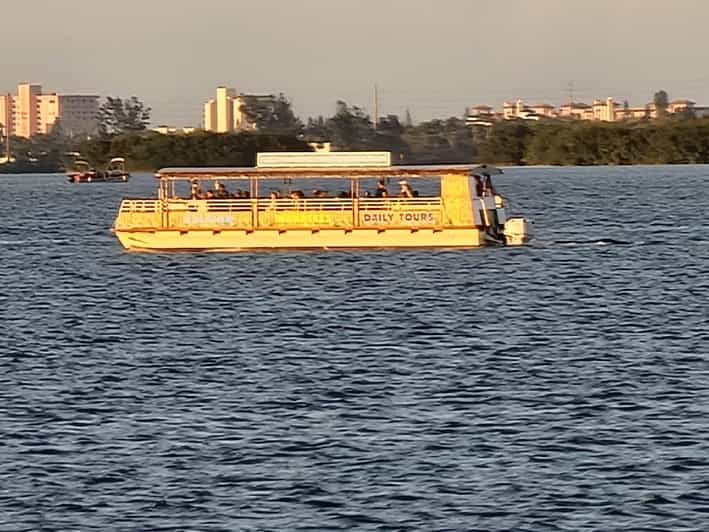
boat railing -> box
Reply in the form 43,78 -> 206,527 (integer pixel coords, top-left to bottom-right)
359,197 -> 442,210
256,197 -> 442,211
116,196 -> 448,230
120,199 -> 160,213
117,197 -> 443,212
115,199 -> 162,230
166,199 -> 254,212
258,198 -> 353,212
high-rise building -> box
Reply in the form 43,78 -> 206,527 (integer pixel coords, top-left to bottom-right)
216,87 -> 235,133
14,83 -> 43,138
0,94 -> 13,138
202,86 -> 250,133
203,99 -> 217,132
57,95 -> 100,136
0,83 -> 99,138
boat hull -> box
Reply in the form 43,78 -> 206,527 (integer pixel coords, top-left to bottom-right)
114,227 -> 489,252
67,173 -> 130,183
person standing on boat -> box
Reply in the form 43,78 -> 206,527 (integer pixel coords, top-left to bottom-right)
482,173 -> 496,196
472,174 -> 483,197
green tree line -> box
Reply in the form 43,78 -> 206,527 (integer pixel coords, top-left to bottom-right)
0,126 -> 72,173
302,101 -> 475,164
300,99 -> 709,165
480,118 -> 709,165
78,131 -> 310,170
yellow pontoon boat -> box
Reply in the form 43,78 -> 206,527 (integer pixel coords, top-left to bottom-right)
113,152 -> 529,251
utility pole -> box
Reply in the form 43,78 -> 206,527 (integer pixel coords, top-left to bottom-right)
4,93 -> 10,162
567,81 -> 575,104
374,84 -> 379,130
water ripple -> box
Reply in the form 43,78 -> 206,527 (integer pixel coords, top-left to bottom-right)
1,167 -> 708,530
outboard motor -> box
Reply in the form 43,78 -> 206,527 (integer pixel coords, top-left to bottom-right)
503,217 -> 529,245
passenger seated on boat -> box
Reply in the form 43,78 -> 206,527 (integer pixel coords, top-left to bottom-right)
363,190 -> 372,198
375,180 -> 388,197
398,180 -> 414,198
215,183 -> 230,198
206,190 -> 215,199
190,181 -> 204,199
267,190 -> 281,209
290,190 -> 305,199
338,191 -> 351,198
472,175 -> 483,197
312,189 -> 328,198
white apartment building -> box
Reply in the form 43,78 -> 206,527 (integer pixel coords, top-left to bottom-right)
203,86 -> 250,133
0,83 -> 99,138
474,97 -> 707,124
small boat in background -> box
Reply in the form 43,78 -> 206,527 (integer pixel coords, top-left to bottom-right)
67,157 -> 130,183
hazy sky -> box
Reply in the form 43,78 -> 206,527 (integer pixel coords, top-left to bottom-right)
2,0 -> 708,126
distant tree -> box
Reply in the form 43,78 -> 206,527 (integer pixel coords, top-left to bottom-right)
478,120 -> 531,164
675,107 -> 696,121
98,96 -> 152,136
303,116 -> 329,140
377,114 -> 403,135
401,116 -> 475,164
653,90 -> 669,117
79,137 -> 113,167
405,108 -> 413,128
326,100 -> 376,149
48,117 -> 65,140
240,93 -> 302,135
374,114 -> 408,160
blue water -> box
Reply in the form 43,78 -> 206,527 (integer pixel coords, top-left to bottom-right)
1,166 -> 708,531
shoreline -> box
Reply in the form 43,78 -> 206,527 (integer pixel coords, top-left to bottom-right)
5,161 -> 709,176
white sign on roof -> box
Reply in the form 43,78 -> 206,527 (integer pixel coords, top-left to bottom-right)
256,151 -> 391,168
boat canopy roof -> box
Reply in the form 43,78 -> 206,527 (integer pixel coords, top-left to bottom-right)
157,151 -> 480,180
156,164 -> 477,181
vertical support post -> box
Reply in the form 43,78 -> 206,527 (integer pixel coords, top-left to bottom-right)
252,176 -> 259,230
160,179 -> 169,228
352,177 -> 360,227
480,198 -> 490,227
4,93 -> 10,161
